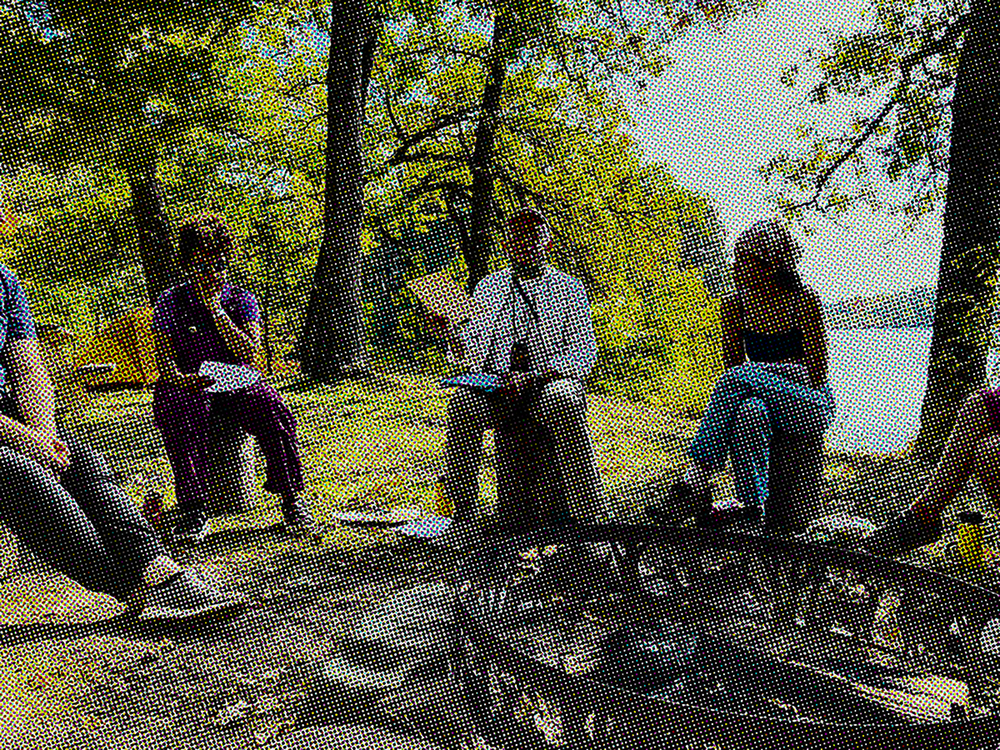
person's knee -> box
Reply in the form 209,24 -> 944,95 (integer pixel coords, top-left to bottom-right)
725,362 -> 757,383
735,397 -> 770,439
737,396 -> 768,421
537,379 -> 586,425
0,444 -> 54,485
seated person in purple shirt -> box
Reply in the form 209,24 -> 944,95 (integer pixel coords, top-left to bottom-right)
0,263 -> 246,623
151,214 -> 315,543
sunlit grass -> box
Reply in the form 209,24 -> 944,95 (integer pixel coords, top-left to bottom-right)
61,371 -> 692,548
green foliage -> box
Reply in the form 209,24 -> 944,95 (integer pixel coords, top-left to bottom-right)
763,0 -> 965,221
0,0 -> 252,174
0,165 -> 134,287
0,0 -> 735,413
366,2 -> 728,406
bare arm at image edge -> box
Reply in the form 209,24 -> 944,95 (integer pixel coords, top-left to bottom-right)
3,266 -> 58,444
7,338 -> 58,441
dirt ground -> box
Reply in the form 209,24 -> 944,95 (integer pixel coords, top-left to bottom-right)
0,373 -> 697,750
0,528 -> 460,750
2,373 -> 999,750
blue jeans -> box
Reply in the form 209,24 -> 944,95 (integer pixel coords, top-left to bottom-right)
689,363 -> 835,517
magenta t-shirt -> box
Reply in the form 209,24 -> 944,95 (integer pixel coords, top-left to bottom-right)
151,282 -> 260,374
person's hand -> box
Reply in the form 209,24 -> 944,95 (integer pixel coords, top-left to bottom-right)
430,315 -> 467,359
50,436 -> 71,471
427,314 -> 450,339
501,371 -> 537,401
14,428 -> 71,476
194,278 -> 225,316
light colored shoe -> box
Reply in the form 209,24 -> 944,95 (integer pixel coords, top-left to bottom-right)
282,495 -> 320,538
135,571 -> 248,624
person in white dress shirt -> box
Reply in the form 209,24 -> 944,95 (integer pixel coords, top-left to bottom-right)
435,208 -> 604,533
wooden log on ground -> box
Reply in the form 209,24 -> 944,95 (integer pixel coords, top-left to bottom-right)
767,430 -> 824,534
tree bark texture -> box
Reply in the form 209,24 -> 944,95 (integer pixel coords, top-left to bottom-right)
464,9 -> 510,294
914,0 -> 1000,462
298,0 -> 378,380
130,170 -> 181,305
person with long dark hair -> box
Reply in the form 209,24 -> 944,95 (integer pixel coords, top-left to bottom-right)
648,219 -> 835,530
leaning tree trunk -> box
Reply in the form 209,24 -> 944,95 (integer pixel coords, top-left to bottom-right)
297,0 -> 378,380
130,169 -> 182,305
464,9 -> 510,294
913,0 -> 1000,463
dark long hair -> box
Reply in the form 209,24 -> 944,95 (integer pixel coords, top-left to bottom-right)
733,220 -> 803,293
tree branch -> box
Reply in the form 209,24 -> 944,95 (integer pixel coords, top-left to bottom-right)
281,76 -> 327,99
387,107 -> 477,166
442,186 -> 471,263
793,13 -> 970,210
795,96 -> 898,210
385,44 -> 485,62
392,151 -> 463,165
383,87 -> 405,142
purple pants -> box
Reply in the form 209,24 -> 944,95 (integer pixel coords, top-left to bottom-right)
153,380 -> 305,514
983,387 -> 1000,432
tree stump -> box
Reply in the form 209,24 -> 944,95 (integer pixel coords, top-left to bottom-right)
492,415 -> 571,536
766,430 -> 824,534
204,420 -> 258,516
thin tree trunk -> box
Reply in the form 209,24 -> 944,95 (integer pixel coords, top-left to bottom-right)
914,0 -> 1000,463
465,9 -> 510,294
256,221 -> 275,377
298,1 -> 378,380
130,169 -> 181,305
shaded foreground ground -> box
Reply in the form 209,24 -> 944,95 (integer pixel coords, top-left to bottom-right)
0,372 -> 998,749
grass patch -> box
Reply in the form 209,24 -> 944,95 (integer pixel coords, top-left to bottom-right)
61,371 -> 695,550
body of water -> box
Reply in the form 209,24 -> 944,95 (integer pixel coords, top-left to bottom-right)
825,328 -> 1000,454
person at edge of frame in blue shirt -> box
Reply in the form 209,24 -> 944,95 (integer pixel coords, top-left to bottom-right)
0,262 -> 247,623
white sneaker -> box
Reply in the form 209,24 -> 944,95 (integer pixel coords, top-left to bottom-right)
135,571 -> 248,623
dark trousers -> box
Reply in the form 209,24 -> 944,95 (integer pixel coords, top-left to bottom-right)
153,380 -> 305,515
0,429 -> 164,603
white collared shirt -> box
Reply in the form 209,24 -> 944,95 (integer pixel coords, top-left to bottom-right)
451,265 -> 597,381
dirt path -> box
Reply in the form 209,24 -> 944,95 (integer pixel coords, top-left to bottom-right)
0,530 -> 457,750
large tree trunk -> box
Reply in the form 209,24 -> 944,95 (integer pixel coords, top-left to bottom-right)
464,9 -> 510,294
130,169 -> 181,305
297,1 -> 378,380
913,0 -> 1000,463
